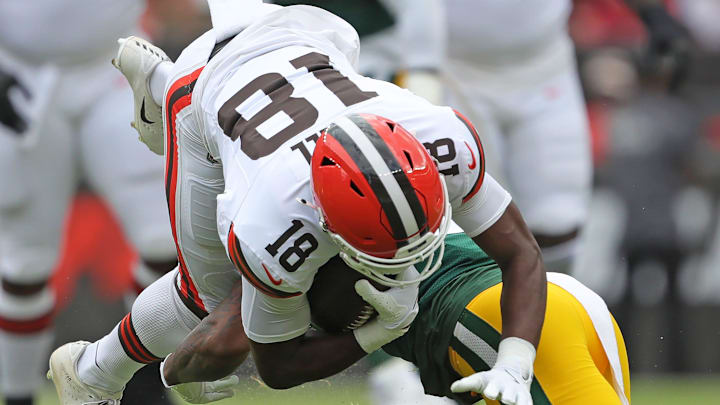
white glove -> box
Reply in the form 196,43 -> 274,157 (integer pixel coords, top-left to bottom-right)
160,355 -> 240,404
353,267 -> 420,353
451,337 -> 536,405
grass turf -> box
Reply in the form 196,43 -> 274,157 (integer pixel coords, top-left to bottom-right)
26,374 -> 720,404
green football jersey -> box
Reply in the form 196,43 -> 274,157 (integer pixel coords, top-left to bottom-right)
383,233 -> 503,398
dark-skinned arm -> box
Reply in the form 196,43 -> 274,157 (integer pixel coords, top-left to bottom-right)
162,280 -> 250,385
472,202 -> 546,347
251,331 -> 367,389
161,280 -> 373,389
249,264 -> 419,389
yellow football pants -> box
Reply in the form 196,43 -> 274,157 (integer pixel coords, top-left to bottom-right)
448,282 -> 631,405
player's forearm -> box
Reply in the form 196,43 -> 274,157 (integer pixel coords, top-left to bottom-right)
472,203 -> 547,347
498,249 -> 546,347
163,327 -> 247,384
252,332 -> 367,389
163,281 -> 249,385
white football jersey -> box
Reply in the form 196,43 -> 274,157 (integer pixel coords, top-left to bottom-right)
165,5 -> 511,343
446,0 -> 571,62
0,0 -> 145,64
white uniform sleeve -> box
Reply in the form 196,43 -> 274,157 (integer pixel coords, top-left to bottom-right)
241,277 -> 311,344
453,174 -> 512,238
432,109 -> 512,237
378,0 -> 446,70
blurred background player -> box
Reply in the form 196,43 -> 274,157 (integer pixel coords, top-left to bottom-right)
0,0 -> 187,404
444,0 -> 689,277
441,0 -> 592,275
572,0 -> 697,377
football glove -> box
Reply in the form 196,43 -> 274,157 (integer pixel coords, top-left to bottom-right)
451,337 -> 536,405
160,355 -> 240,404
352,267 -> 419,353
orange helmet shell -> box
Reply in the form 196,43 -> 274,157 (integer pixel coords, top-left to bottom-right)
311,114 -> 445,259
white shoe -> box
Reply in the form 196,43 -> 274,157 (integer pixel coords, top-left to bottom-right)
47,341 -> 123,405
112,36 -> 169,155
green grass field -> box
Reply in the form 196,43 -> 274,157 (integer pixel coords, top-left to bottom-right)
24,374 -> 720,404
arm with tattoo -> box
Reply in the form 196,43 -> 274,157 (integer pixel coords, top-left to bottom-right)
251,331 -> 367,389
162,280 -> 250,385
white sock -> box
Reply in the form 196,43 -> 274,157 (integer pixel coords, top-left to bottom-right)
76,325 -> 142,393
150,61 -> 173,105
0,329 -> 53,398
0,285 -> 55,398
76,270 -> 200,392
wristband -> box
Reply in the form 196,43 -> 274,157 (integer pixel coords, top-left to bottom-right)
159,354 -> 173,388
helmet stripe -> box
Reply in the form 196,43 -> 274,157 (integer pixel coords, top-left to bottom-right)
331,115 -> 427,242
348,115 -> 428,235
327,124 -> 408,243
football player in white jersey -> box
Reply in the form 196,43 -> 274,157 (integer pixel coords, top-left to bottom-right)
443,0 -> 689,275
441,0 -> 592,275
0,1 -> 178,404
47,2 -> 547,404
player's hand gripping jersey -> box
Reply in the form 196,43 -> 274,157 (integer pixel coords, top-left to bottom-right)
164,5 -> 511,343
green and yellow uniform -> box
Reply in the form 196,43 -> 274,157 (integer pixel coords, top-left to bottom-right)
384,233 -> 632,404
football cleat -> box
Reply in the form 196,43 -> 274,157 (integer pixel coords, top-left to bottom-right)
47,341 -> 123,405
112,36 -> 170,155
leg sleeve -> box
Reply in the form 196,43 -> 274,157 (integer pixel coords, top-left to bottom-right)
77,269 -> 201,393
